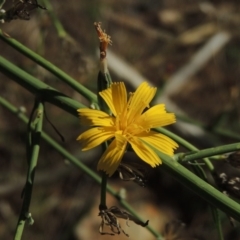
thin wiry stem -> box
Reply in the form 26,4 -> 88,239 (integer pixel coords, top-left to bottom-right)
180,143 -> 240,162
14,100 -> 44,240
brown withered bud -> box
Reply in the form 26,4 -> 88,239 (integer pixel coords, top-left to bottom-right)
94,22 -> 112,59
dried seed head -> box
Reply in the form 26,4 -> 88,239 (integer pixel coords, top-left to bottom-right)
98,205 -> 148,237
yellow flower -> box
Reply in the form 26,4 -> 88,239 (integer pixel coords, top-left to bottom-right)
77,82 -> 178,176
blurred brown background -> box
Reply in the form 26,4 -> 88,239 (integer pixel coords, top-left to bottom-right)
1,0 -> 240,239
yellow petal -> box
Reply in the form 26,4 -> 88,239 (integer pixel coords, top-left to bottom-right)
111,82 -> 127,115
99,87 -> 117,116
76,127 -> 114,150
77,108 -> 114,127
97,135 -> 127,176
137,104 -> 176,129
127,82 -> 157,123
128,136 -> 161,167
138,131 -> 178,156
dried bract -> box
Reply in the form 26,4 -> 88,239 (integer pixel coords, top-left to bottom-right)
117,160 -> 150,187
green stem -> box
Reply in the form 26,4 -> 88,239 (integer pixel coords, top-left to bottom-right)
0,96 -> 102,185
40,0 -> 67,38
97,69 -> 112,113
155,127 -> 198,151
0,31 -> 97,103
14,101 -> 44,240
156,127 -> 222,235
26,101 -> 38,163
157,150 -> 240,221
0,55 -> 86,115
98,58 -> 112,209
211,208 -> 224,240
181,142 -> 240,162
156,127 -> 215,172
